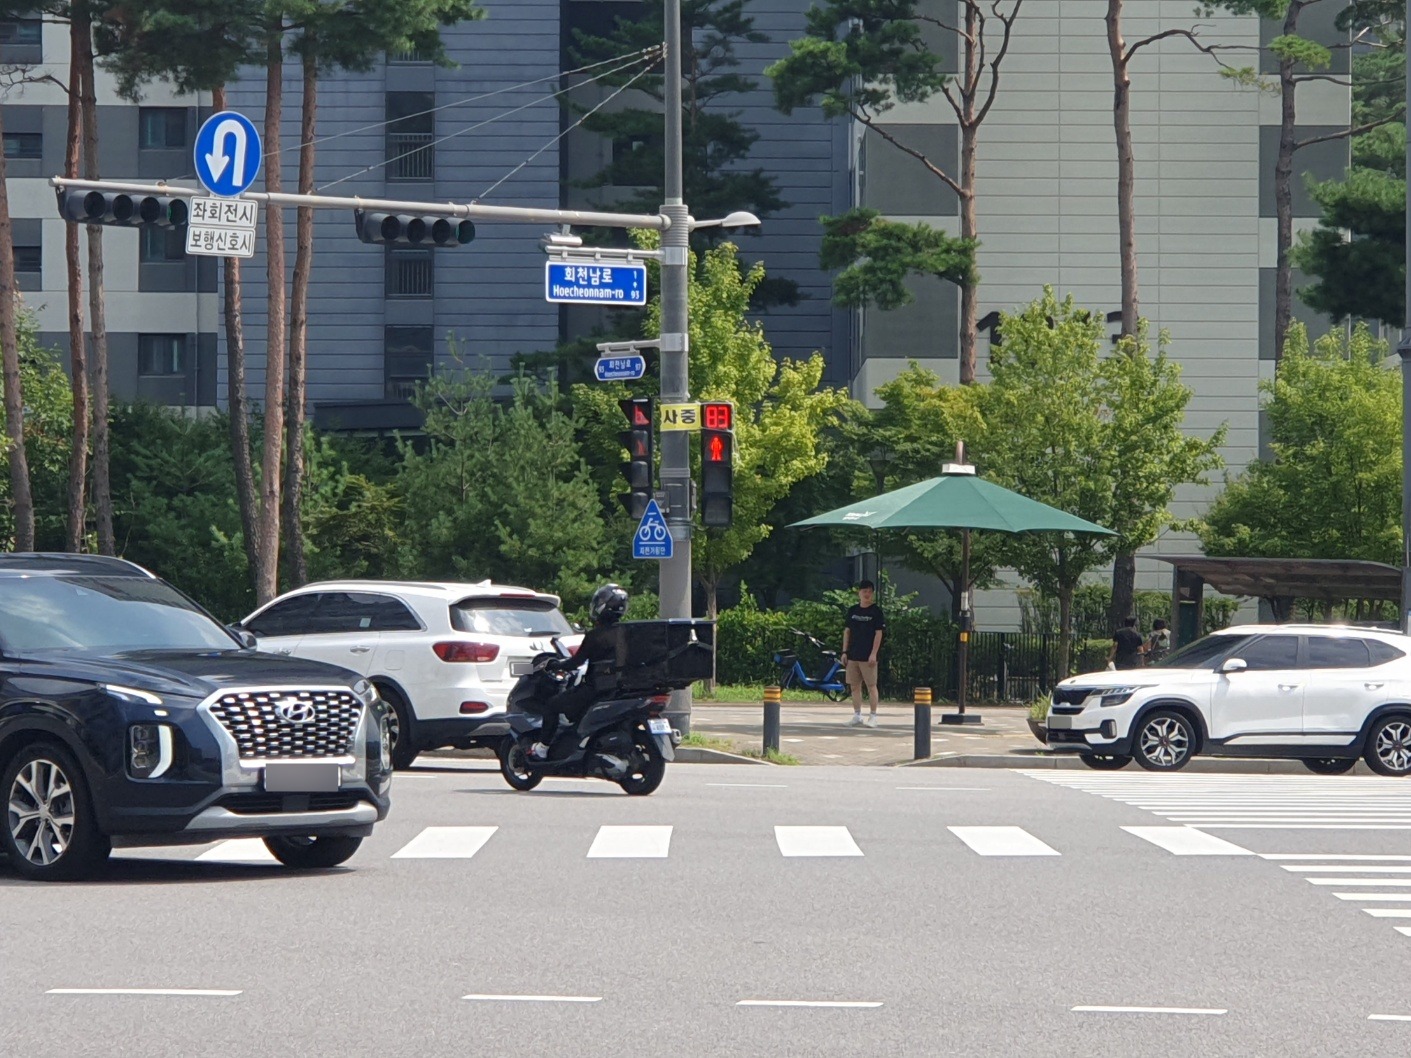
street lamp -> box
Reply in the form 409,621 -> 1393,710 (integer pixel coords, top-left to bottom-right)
689,210 -> 762,232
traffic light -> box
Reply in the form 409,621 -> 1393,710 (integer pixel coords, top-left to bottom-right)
618,397 -> 654,519
56,189 -> 189,228
354,209 -> 475,247
700,400 -> 734,528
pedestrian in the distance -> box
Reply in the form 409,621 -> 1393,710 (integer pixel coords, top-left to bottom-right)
840,579 -> 885,727
1109,616 -> 1146,671
1145,618 -> 1171,664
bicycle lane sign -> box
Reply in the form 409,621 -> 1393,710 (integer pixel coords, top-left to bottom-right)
632,499 -> 673,560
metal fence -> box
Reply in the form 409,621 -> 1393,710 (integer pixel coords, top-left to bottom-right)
925,631 -> 1064,704
386,132 -> 435,181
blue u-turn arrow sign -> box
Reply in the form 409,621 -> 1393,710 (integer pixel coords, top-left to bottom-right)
194,111 -> 263,198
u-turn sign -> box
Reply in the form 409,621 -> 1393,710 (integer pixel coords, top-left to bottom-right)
194,111 -> 262,198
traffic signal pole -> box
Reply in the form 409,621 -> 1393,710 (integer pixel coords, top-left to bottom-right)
657,0 -> 694,736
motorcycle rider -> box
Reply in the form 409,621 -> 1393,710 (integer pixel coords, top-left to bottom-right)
528,583 -> 629,760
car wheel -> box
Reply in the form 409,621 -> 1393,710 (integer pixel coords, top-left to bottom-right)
1133,710 -> 1195,772
618,731 -> 667,796
1,742 -> 111,882
1364,716 -> 1411,777
498,738 -> 543,791
1079,754 -> 1132,770
376,684 -> 418,770
262,834 -> 363,869
1302,757 -> 1357,775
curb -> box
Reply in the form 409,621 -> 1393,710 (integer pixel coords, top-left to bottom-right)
898,753 -> 1375,775
673,746 -> 775,765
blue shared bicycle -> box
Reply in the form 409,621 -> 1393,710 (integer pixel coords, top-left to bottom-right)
773,629 -> 850,702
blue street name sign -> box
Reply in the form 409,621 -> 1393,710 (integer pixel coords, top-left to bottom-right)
545,261 -> 647,306
594,354 -> 647,382
632,499 -> 673,561
194,111 -> 263,198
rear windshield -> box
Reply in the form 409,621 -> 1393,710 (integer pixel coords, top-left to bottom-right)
1152,632 -> 1252,669
450,598 -> 573,638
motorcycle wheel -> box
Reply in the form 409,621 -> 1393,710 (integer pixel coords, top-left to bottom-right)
618,731 -> 666,796
499,738 -> 543,791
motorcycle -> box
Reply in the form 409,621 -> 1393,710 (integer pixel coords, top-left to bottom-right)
497,643 -> 683,796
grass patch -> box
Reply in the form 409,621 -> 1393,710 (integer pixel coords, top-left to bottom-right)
694,682 -> 848,703
741,747 -> 801,766
680,731 -> 736,753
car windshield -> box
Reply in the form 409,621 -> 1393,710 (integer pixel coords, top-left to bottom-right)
450,598 -> 573,638
0,575 -> 236,654
1151,632 -> 1252,669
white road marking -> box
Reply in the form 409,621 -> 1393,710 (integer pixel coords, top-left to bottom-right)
1333,893 -> 1411,900
587,825 -> 672,859
783,738 -> 805,743
706,783 -> 788,788
895,787 -> 990,792
47,989 -> 241,997
1364,909 -> 1411,918
1397,927 -> 1411,938
391,826 -> 497,859
774,826 -> 863,857
1263,854 -> 1411,861
195,839 -> 277,864
1072,1006 -> 1225,1015
1284,865 -> 1411,874
1201,824 -> 1411,830
737,1000 -> 882,1009
1370,1013 -> 1411,1021
1307,879 -> 1411,887
462,994 -> 601,1003
1120,827 -> 1252,856
948,826 -> 1059,857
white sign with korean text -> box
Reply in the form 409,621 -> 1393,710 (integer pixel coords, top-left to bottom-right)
185,196 -> 258,258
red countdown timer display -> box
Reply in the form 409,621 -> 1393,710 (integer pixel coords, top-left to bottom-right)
701,401 -> 733,432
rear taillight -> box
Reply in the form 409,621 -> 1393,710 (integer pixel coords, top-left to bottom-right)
459,701 -> 490,714
433,641 -> 499,663
647,694 -> 670,715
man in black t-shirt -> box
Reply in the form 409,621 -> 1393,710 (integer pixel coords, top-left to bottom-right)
1109,616 -> 1146,670
840,580 -> 886,727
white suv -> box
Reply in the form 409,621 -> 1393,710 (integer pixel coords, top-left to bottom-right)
240,581 -> 581,768
1047,624 -> 1411,775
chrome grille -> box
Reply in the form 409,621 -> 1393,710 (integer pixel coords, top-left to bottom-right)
208,689 -> 361,760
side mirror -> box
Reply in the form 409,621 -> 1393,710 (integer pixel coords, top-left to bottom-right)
228,625 -> 258,650
1220,657 -> 1247,674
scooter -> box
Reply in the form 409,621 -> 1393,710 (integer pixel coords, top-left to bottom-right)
498,647 -> 681,796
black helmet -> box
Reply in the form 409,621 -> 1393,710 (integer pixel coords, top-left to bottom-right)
589,583 -> 629,626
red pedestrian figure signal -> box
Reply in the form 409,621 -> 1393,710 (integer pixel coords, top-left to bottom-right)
707,434 -> 726,462
699,401 -> 734,527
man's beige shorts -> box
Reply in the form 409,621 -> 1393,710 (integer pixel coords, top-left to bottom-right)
845,659 -> 879,688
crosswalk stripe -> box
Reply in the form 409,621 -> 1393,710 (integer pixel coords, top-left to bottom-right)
1397,927 -> 1411,938
1307,879 -> 1411,886
948,826 -> 1058,857
196,839 -> 277,864
1120,827 -> 1253,856
587,825 -> 672,859
774,826 -> 863,858
1284,865 -> 1411,874
1263,854 -> 1411,861
1332,893 -> 1411,901
1364,909 -> 1411,918
391,826 -> 498,859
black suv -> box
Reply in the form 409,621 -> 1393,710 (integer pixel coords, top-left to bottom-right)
0,554 -> 392,881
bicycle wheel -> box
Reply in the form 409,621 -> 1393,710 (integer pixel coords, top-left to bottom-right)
824,686 -> 851,703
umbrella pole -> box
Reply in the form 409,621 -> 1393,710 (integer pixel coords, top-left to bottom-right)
958,527 -> 970,713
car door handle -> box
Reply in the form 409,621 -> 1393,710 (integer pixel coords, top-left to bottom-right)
1278,683 -> 1300,691
275,648 -> 292,655
1366,682 -> 1385,690
350,646 -> 371,654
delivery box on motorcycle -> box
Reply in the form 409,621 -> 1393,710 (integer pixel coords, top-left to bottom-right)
609,619 -> 715,691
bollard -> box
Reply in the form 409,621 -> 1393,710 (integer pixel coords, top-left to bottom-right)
913,687 -> 933,760
763,685 -> 782,756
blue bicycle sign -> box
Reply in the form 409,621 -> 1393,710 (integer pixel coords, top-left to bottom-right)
632,499 -> 672,560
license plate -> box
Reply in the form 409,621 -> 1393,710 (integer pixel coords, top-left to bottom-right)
264,761 -> 341,793
648,718 -> 672,735
510,661 -> 534,677
1046,715 -> 1073,730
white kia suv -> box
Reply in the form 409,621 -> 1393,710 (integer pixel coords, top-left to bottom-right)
1047,624 -> 1411,775
240,581 -> 581,768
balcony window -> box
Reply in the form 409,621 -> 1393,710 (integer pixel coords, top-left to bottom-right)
139,108 -> 188,150
0,16 -> 41,63
386,92 -> 434,182
13,244 -> 39,287
140,226 -> 186,263
384,325 -> 433,399
138,334 -> 185,376
3,132 -> 40,160
386,248 -> 433,298
388,48 -> 430,63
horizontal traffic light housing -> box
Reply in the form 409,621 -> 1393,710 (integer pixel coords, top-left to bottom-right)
57,189 -> 189,228
354,209 -> 475,247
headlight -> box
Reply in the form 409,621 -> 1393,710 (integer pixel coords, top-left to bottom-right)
352,678 -> 378,707
378,715 -> 392,773
1097,687 -> 1141,707
106,684 -> 163,706
129,723 -> 174,779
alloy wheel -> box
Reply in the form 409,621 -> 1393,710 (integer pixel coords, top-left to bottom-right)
1375,721 -> 1411,774
7,759 -> 76,867
1139,717 -> 1190,768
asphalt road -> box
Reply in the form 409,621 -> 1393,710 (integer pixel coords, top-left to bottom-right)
5,764 -> 1411,1057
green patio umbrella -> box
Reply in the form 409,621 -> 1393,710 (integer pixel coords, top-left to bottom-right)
790,445 -> 1114,717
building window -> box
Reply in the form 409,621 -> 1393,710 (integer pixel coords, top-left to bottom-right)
3,132 -> 40,160
138,334 -> 185,376
140,225 -> 186,263
386,248 -> 433,298
386,92 -> 434,182
384,325 -> 433,399
139,108 -> 187,150
13,244 -> 40,285
0,16 -> 40,45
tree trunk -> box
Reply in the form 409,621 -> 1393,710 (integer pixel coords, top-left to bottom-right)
1057,582 -> 1074,683
0,105 -> 34,551
1106,0 -> 1139,337
257,23 -> 288,604
214,84 -> 260,579
1109,549 -> 1136,629
956,1 -> 980,383
1272,3 -> 1302,361
77,17 -> 113,555
283,49 -> 317,588
64,23 -> 87,552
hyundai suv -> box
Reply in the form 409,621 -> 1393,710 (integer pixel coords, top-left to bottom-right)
1046,624 -> 1411,774
0,554 -> 392,881
240,580 -> 581,768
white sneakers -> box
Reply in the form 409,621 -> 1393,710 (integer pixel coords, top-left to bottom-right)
528,742 -> 549,760
865,714 -> 879,728
848,713 -> 880,728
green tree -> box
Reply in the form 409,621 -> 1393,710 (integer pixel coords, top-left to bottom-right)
399,358 -> 613,607
1198,321 -> 1401,568
0,319 -> 74,552
768,0 -> 1024,383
